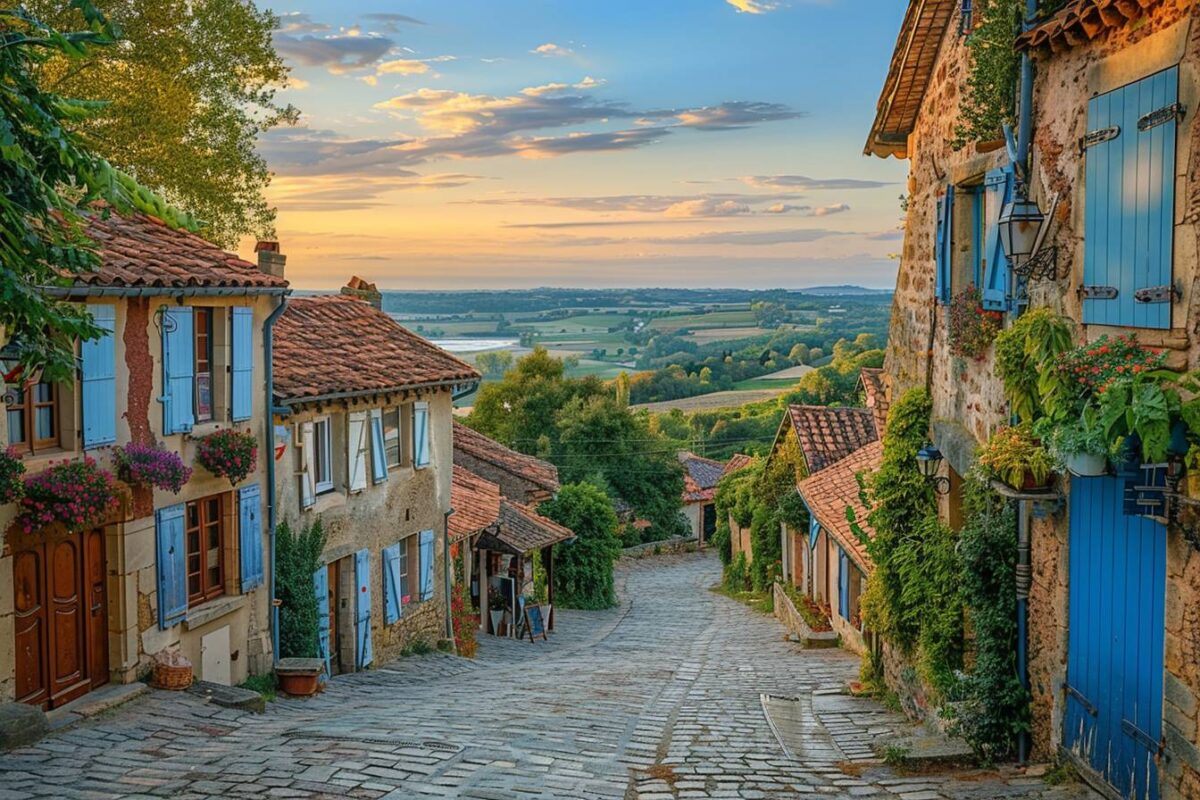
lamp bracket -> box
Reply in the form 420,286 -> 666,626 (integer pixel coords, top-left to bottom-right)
1013,245 -> 1058,281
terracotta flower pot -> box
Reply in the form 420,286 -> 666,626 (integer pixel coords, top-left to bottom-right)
277,671 -> 319,697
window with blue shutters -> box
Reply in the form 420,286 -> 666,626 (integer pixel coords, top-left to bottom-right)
81,303 -> 117,449
156,503 -> 188,629
418,529 -> 435,602
230,307 -> 253,421
981,166 -> 1014,311
238,484 -> 264,591
413,402 -> 430,468
369,408 -> 388,483
161,306 -> 195,434
934,188 -> 953,305
354,549 -> 373,668
382,543 -> 402,623
1083,67 -> 1179,330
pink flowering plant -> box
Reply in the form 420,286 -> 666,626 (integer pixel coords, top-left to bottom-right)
949,286 -> 1003,361
194,428 -> 257,485
1054,334 -> 1168,397
0,446 -> 26,505
17,458 -> 121,534
113,441 -> 192,493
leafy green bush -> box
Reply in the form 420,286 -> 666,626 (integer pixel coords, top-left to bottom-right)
541,483 -> 622,609
993,308 -> 1074,422
276,518 -> 327,659
724,552 -> 750,593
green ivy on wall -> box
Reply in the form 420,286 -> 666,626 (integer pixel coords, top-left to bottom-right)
952,0 -> 1024,149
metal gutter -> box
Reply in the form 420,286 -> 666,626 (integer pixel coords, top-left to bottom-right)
444,508 -> 455,650
44,285 -> 289,298
263,291 -> 291,664
279,379 -> 479,408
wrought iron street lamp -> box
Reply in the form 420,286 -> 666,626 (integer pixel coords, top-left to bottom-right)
916,443 -> 951,495
998,191 -> 1044,264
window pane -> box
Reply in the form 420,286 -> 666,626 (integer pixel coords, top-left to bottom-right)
7,409 -> 24,445
398,546 -> 409,602
383,408 -> 400,466
32,383 -> 53,403
34,406 -> 54,440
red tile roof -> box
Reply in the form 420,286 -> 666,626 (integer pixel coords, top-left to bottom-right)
452,421 -> 560,494
476,499 -> 576,554
273,296 -> 479,403
1016,0 -> 1183,52
450,465 -> 501,542
860,368 -> 890,435
722,453 -> 754,477
796,441 -> 883,572
74,212 -> 288,290
679,451 -> 726,503
787,405 -> 879,474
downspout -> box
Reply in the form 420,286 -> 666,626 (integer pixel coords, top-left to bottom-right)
444,508 -> 455,649
1016,499 -> 1032,764
1012,0 -> 1038,181
264,292 -> 290,664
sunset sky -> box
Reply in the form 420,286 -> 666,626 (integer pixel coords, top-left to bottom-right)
255,0 -> 909,290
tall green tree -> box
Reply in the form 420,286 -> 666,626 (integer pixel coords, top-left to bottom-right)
540,483 -> 621,609
29,0 -> 298,245
1,2 -> 199,378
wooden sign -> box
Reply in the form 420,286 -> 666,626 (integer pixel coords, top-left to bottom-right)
524,603 -> 548,643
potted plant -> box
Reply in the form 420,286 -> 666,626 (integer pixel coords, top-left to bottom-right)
194,428 -> 257,486
0,446 -> 26,505
1035,405 -> 1109,477
1186,444 -> 1200,498
978,423 -> 1056,491
17,457 -> 122,534
488,592 -> 505,637
112,441 -> 192,493
948,286 -> 1003,361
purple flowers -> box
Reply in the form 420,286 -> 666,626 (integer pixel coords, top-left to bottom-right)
18,457 -> 120,534
195,429 -> 257,486
0,446 -> 26,505
113,441 -> 192,493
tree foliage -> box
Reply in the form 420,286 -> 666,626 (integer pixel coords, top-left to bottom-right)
28,0 -> 299,245
540,483 -> 622,609
952,0 -> 1023,149
0,2 -> 200,378
276,518 -> 327,659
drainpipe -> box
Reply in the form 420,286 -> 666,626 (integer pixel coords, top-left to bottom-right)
264,292 -> 290,664
1014,0 -> 1038,181
1016,499 -> 1032,764
444,508 -> 455,649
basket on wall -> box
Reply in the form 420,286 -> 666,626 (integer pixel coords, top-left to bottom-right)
152,651 -> 193,690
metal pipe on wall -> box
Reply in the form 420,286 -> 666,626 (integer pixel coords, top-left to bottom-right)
263,292 -> 291,663
1016,498 -> 1032,764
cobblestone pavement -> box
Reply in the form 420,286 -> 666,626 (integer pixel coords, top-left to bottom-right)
0,551 -> 1097,800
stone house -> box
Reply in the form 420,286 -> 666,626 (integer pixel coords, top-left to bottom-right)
3,212 -> 287,710
678,451 -> 725,544
271,292 -> 479,673
865,1 -> 1200,797
451,420 -> 559,506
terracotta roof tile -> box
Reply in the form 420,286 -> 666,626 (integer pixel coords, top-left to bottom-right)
75,212 -> 288,290
450,465 -> 501,541
477,500 -> 576,554
796,441 -> 883,572
679,451 -> 725,503
788,405 -> 879,474
452,421 -> 560,494
273,296 -> 479,403
1016,0 -> 1181,52
859,368 -> 891,436
722,453 -> 754,477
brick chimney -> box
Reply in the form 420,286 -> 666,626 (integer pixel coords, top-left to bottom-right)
255,240 -> 286,278
340,276 -> 382,310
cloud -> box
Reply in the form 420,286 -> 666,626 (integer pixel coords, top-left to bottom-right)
275,12 -> 330,34
676,101 -> 801,130
468,192 -> 813,216
512,129 -> 668,159
532,43 -> 575,57
521,76 -> 605,97
742,174 -> 891,191
271,173 -> 486,212
726,0 -> 781,13
813,203 -> 850,216
273,32 -> 394,75
654,229 -> 842,246
867,230 -> 905,241
765,203 -> 808,214
257,126 -> 418,176
664,198 -> 751,218
377,59 -> 432,76
360,12 -> 425,31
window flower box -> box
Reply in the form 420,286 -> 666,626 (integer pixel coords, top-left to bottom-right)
194,428 -> 257,486
113,441 -> 192,493
16,457 -> 122,534
0,446 -> 26,505
979,423 -> 1055,491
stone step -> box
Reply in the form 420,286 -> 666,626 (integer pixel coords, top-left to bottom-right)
187,680 -> 267,713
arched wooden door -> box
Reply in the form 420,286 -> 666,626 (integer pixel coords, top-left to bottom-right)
12,527 -> 109,709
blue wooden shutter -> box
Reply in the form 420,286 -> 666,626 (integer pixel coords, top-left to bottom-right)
1083,67 -> 1178,330
161,307 -> 194,434
155,503 -> 188,629
413,403 -> 430,467
981,166 -> 1014,311
808,513 -> 821,550
935,186 -> 954,304
419,529 -> 435,601
238,484 -> 263,591
369,408 -> 388,483
313,566 -> 331,677
81,303 -> 117,449
354,548 -> 373,668
382,543 -> 402,624
837,547 -> 850,619
230,307 -> 253,421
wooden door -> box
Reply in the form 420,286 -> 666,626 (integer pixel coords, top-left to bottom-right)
326,562 -> 340,674
47,534 -> 88,706
85,529 -> 109,690
14,548 -> 48,706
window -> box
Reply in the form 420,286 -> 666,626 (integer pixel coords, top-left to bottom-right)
398,537 -> 412,604
314,416 -> 334,494
383,407 -> 402,467
6,379 -> 60,454
950,183 -> 984,295
194,307 -> 214,423
186,494 -> 225,604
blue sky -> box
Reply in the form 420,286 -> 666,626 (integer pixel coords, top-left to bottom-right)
257,0 -> 909,289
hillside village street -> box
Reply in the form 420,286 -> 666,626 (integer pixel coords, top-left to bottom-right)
0,552 -> 1095,800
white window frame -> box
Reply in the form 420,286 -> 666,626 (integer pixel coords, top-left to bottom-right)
398,539 -> 411,604
382,406 -> 402,469
313,415 -> 334,494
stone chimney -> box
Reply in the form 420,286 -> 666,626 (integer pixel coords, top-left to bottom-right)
340,276 -> 382,310
255,240 -> 286,278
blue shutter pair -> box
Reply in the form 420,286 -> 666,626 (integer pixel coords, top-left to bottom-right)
934,187 -> 954,304
161,307 -> 194,434
418,529 -> 435,601
1083,66 -> 1179,330
837,547 -> 850,620
382,543 -> 403,624
354,549 -> 374,668
369,409 -> 388,483
81,304 -> 117,449
155,504 -> 188,629
238,484 -> 264,590
314,566 -> 331,677
230,307 -> 253,421
981,166 -> 1014,312
413,403 -> 430,467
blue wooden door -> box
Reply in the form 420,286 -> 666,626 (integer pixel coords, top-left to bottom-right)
1082,67 -> 1178,329
354,549 -> 373,668
1066,476 -> 1165,800
313,566 -> 331,678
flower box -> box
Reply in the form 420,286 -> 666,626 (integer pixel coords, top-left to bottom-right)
113,441 -> 192,493
16,457 -> 122,535
194,429 -> 257,486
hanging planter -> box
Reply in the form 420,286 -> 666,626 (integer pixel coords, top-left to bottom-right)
17,457 -> 121,535
0,446 -> 26,505
948,286 -> 1003,361
112,441 -> 192,493
1035,404 -> 1109,478
194,428 -> 257,486
979,423 -> 1056,491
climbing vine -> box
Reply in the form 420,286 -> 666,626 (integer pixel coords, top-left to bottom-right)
952,0 -> 1024,149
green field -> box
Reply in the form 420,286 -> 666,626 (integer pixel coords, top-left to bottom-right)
646,309 -> 756,330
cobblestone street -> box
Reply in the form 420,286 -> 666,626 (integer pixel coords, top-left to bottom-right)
0,552 -> 1096,799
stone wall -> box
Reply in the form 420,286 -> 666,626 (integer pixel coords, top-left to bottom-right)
620,535 -> 698,560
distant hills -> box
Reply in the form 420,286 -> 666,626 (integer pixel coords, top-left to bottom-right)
798,285 -> 894,296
